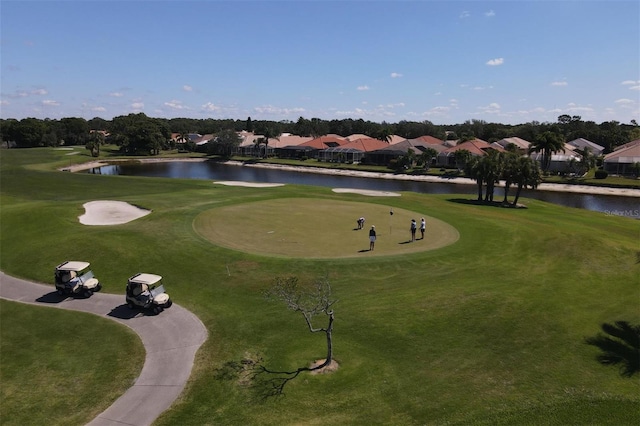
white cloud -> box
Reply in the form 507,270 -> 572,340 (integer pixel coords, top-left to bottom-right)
460,11 -> 470,18
183,85 -> 193,92
92,106 -> 106,112
551,81 -> 568,86
485,10 -> 495,17
0,100 -> 9,106
202,102 -> 221,112
109,92 -> 124,97
253,105 -> 305,115
615,98 -> 635,106
164,100 -> 189,110
357,85 -> 370,91
621,80 -> 639,85
486,58 -> 504,66
629,85 -> 640,91
390,72 -> 403,78
385,103 -> 405,108
131,102 -> 144,109
31,88 -> 47,95
41,100 -> 59,106
478,103 -> 501,113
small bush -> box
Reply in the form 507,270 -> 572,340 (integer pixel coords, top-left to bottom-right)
594,169 -> 608,179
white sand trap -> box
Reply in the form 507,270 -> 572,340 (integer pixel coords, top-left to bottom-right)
79,201 -> 151,225
214,181 -> 285,188
332,188 -> 401,197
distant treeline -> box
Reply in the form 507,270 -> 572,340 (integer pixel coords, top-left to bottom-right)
1,114 -> 638,153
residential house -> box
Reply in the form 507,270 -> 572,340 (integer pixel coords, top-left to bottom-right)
491,137 -> 531,153
603,139 -> 640,176
365,138 -> 446,167
319,137 -> 389,163
438,138 -> 504,167
567,138 -> 605,156
277,135 -> 345,159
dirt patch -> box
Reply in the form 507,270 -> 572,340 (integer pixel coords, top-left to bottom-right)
309,359 -> 340,375
79,200 -> 151,225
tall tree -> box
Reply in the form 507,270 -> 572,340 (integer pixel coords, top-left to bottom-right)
208,129 -> 241,158
256,275 -> 337,397
500,152 -> 519,203
512,156 -> 542,206
85,130 -> 105,157
376,127 -> 393,143
453,149 -> 472,170
529,131 -> 564,172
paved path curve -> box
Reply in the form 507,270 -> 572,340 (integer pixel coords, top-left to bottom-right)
0,271 -> 208,426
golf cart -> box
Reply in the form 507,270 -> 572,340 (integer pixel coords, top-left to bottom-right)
54,261 -> 102,297
125,273 -> 172,314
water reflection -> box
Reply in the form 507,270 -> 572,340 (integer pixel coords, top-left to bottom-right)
89,162 -> 639,217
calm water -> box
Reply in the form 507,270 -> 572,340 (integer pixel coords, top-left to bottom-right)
89,161 -> 639,218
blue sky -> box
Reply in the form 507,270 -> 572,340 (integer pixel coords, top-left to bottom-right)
1,0 -> 638,125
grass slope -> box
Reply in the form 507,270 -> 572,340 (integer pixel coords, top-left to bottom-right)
0,300 -> 144,426
1,147 -> 639,425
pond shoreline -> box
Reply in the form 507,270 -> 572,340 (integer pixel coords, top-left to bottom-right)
63,158 -> 640,198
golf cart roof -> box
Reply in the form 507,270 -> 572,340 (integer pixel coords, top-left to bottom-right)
128,273 -> 163,286
56,261 -> 91,272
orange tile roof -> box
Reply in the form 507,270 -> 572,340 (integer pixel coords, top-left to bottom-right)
300,135 -> 348,149
342,138 -> 391,152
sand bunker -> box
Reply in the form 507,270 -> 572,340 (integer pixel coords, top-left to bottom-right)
214,181 -> 285,188
79,201 -> 151,225
332,188 -> 401,197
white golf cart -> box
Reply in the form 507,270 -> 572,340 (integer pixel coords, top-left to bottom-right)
125,273 -> 172,314
54,261 -> 102,298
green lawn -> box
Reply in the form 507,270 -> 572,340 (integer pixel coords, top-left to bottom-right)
1,147 -> 639,425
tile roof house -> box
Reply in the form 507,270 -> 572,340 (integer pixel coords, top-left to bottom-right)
366,138 -> 446,166
603,139 -> 640,176
567,138 -> 605,156
319,137 -> 389,163
528,143 -> 582,173
438,139 -> 504,167
491,137 -> 531,152
415,135 -> 446,146
277,135 -> 345,159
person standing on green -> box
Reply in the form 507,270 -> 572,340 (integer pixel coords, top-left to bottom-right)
369,225 -> 376,251
420,217 -> 426,240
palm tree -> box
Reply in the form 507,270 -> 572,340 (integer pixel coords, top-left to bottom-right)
85,131 -> 105,157
376,127 -> 393,144
418,148 -> 438,170
261,127 -> 280,158
575,147 -> 596,175
500,152 -> 519,204
512,156 -> 542,206
453,149 -> 472,171
465,156 -> 485,201
482,151 -> 503,202
529,131 -> 564,172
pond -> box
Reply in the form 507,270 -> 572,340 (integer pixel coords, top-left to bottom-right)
88,161 -> 639,218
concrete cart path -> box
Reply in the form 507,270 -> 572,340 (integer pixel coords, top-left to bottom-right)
0,271 -> 208,426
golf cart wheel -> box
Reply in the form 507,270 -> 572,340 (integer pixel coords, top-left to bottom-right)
127,300 -> 135,309
95,283 -> 102,292
83,289 -> 92,298
165,299 -> 173,308
153,305 -> 163,315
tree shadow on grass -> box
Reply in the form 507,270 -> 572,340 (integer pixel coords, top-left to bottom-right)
585,321 -> 640,377
447,198 -> 528,209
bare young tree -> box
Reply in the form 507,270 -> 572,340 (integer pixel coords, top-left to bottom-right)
255,275 -> 337,398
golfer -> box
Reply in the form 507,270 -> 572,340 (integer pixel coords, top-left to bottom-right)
369,225 -> 377,251
420,217 -> 426,239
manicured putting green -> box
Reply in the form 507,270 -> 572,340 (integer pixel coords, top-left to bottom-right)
194,198 -> 459,258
